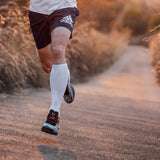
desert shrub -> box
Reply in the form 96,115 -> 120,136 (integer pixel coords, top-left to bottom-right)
149,32 -> 160,84
149,14 -> 160,31
0,46 -> 44,92
0,1 -> 46,93
123,7 -> 149,35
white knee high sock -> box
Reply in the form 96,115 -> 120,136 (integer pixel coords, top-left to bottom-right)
49,63 -> 69,115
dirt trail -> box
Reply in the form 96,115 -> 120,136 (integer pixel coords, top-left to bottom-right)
0,46 -> 160,160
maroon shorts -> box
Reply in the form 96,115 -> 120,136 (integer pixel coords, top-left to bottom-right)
29,7 -> 79,49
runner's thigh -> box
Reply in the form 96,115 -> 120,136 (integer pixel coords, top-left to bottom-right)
49,7 -> 79,47
51,27 -> 71,48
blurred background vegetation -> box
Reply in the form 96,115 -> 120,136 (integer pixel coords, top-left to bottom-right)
0,0 -> 160,93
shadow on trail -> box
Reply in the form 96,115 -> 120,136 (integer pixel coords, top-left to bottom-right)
39,145 -> 77,160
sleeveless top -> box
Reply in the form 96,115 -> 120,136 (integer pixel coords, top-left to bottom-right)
29,0 -> 77,15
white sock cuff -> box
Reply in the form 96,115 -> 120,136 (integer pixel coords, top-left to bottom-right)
52,63 -> 68,70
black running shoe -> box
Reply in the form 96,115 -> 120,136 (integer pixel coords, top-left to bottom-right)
64,82 -> 75,103
41,110 -> 59,135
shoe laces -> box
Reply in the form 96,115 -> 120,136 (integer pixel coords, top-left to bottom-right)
47,110 -> 59,125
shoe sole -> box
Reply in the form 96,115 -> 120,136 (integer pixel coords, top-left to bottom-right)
41,123 -> 58,135
64,83 -> 75,103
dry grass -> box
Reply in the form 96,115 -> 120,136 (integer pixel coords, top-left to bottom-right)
0,1 -> 46,92
149,33 -> 160,84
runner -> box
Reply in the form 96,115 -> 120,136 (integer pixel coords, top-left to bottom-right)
29,0 -> 79,135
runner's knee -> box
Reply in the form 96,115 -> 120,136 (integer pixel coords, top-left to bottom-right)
51,45 -> 64,57
50,45 -> 65,63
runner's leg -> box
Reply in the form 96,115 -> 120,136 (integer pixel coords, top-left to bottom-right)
49,27 -> 71,115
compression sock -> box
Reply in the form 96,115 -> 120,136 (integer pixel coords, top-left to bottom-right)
49,63 -> 69,115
